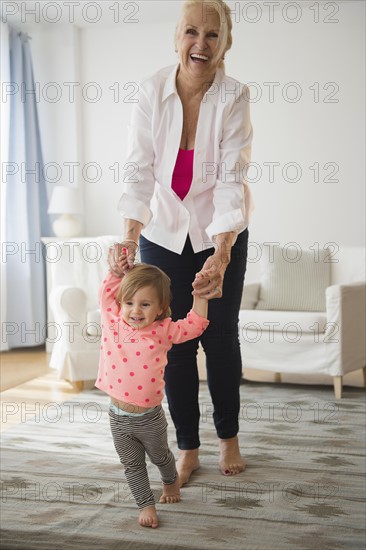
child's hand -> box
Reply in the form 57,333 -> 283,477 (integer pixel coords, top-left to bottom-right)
192,272 -> 209,317
108,243 -> 136,276
120,246 -> 136,272
192,257 -> 224,299
193,271 -> 206,286
191,271 -> 209,299
192,268 -> 221,299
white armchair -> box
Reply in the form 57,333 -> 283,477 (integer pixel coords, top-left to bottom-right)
48,236 -> 119,389
239,246 -> 366,398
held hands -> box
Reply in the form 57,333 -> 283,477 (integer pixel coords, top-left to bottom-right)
192,251 -> 230,300
108,241 -> 138,276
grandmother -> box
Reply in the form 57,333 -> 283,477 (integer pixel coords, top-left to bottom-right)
115,0 -> 254,485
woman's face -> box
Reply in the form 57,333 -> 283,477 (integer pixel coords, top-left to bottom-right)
175,4 -> 223,81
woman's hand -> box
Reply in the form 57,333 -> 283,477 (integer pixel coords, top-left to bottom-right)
192,251 -> 230,300
192,232 -> 235,299
108,241 -> 138,276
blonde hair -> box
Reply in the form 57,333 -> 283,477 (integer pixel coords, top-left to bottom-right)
116,263 -> 172,321
175,0 -> 233,71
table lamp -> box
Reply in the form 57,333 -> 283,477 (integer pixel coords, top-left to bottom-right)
48,186 -> 83,238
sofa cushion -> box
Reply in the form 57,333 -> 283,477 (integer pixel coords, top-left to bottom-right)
239,309 -> 327,334
256,245 -> 330,312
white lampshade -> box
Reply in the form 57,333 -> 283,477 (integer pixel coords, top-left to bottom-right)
48,186 -> 83,215
48,186 -> 83,238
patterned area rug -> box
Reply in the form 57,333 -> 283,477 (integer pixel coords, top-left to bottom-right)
1,382 -> 365,550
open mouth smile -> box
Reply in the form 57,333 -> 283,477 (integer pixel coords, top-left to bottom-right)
190,53 -> 209,63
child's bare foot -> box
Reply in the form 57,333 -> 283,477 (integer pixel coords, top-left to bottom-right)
139,505 -> 158,528
219,436 -> 246,476
176,449 -> 200,487
159,476 -> 181,503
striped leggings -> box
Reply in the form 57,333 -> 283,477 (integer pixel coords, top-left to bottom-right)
109,405 -> 177,509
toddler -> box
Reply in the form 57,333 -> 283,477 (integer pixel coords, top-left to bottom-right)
95,246 -> 209,528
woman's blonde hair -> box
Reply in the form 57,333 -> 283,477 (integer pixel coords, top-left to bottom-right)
175,0 -> 233,71
116,263 -> 172,321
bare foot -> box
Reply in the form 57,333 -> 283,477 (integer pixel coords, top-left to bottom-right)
159,476 -> 181,504
139,505 -> 158,528
219,436 -> 246,476
176,449 -> 200,487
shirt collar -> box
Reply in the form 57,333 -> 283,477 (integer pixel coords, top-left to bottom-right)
162,63 -> 224,104
162,64 -> 179,101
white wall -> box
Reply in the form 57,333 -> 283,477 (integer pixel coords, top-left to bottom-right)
8,1 -> 366,272
236,0 -> 365,249
80,19 -> 179,236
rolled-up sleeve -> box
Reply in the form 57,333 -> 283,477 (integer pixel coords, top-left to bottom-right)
118,84 -> 155,227
206,84 -> 253,239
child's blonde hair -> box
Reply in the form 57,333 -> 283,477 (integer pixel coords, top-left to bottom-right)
116,263 -> 172,320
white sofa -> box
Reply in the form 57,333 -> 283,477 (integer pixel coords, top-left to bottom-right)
49,239 -> 365,397
239,246 -> 366,398
48,236 -> 119,389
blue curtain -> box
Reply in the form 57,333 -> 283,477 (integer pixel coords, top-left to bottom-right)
4,27 -> 51,349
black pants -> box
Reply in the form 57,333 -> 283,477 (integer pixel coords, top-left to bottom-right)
139,229 -> 249,450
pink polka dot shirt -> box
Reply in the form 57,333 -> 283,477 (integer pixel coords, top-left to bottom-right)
95,272 -> 210,407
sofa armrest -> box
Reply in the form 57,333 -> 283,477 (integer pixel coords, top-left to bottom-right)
49,285 -> 101,381
241,282 -> 260,310
326,282 -> 366,374
50,285 -> 87,326
326,281 -> 366,317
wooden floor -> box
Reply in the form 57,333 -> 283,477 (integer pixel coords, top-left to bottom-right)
1,346 -> 365,433
0,346 -> 80,432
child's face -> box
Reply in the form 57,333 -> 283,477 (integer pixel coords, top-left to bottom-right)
120,285 -> 163,329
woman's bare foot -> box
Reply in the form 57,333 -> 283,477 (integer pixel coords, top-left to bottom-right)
176,449 -> 200,487
139,505 -> 158,528
159,476 -> 181,503
219,436 -> 246,476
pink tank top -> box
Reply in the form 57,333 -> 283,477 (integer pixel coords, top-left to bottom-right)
171,148 -> 194,200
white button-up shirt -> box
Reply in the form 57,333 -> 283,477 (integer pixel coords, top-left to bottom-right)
118,64 -> 254,254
